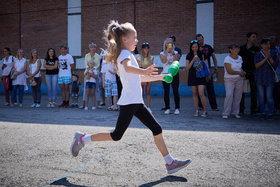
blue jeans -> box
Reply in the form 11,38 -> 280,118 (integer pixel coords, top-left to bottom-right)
12,85 -> 24,104
257,84 -> 274,115
45,74 -> 58,100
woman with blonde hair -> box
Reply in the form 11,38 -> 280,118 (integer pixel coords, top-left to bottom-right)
160,37 -> 180,115
11,49 -> 27,107
137,42 -> 154,112
27,49 -> 42,107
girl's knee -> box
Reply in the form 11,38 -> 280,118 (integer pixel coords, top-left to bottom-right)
110,131 -> 123,141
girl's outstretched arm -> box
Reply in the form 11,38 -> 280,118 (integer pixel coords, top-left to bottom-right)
122,59 -> 158,76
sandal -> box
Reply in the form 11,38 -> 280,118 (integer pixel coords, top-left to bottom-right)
107,107 -> 113,111
194,110 -> 199,117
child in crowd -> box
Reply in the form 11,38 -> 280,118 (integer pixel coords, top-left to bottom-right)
84,60 -> 98,110
71,73 -> 81,107
101,58 -> 118,111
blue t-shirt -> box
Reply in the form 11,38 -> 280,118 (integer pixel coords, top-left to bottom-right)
254,50 -> 278,86
72,81 -> 81,93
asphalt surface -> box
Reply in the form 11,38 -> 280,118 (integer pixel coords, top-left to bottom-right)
0,95 -> 279,187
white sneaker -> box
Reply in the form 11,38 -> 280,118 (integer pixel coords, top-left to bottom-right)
164,109 -> 170,114
84,106 -> 88,110
36,104 -> 40,108
31,104 -> 36,108
222,115 -> 229,119
47,102 -> 52,107
79,105 -> 84,109
233,114 -> 241,119
92,106 -> 96,110
174,109 -> 180,115
147,107 -> 152,113
51,102 -> 56,108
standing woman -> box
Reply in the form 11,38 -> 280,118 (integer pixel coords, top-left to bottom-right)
11,49 -> 27,107
137,42 -> 154,113
160,37 -> 180,115
43,48 -> 58,107
1,48 -> 13,106
186,40 -> 208,117
254,38 -> 278,120
27,49 -> 42,107
222,44 -> 246,119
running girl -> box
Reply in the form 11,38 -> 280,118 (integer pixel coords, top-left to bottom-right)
71,21 -> 191,174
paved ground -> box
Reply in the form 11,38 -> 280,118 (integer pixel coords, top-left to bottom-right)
0,95 -> 279,187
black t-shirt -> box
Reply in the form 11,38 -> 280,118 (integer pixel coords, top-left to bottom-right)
200,44 -> 214,67
45,57 -> 58,75
239,44 -> 261,73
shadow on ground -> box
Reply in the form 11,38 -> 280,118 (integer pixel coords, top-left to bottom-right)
138,175 -> 188,187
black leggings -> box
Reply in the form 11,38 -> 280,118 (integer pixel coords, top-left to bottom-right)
110,104 -> 162,141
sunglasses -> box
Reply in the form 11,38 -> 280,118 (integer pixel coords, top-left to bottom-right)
190,40 -> 198,44
142,42 -> 150,48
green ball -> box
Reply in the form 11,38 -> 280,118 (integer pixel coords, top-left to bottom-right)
164,75 -> 173,83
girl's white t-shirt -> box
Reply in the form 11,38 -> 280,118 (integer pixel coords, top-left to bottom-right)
101,61 -> 116,81
2,56 -> 13,76
224,55 -> 243,78
29,59 -> 41,77
84,68 -> 97,83
117,50 -> 144,105
58,54 -> 74,77
160,51 -> 178,74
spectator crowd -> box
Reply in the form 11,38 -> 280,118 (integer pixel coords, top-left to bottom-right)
1,33 -> 279,120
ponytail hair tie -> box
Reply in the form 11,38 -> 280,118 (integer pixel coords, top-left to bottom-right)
112,20 -> 120,32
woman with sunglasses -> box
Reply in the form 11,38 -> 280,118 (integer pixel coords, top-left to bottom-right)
186,40 -> 208,117
137,42 -> 154,113
160,37 -> 180,115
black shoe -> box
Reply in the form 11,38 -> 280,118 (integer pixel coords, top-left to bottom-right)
212,108 -> 219,111
260,114 -> 266,120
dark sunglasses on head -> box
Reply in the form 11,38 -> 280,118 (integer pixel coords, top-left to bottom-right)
190,40 -> 198,44
142,42 -> 150,48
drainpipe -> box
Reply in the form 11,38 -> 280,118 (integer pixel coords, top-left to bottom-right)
133,0 -> 136,28
19,0 -> 22,48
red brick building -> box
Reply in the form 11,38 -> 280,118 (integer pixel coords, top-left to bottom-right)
0,0 -> 279,95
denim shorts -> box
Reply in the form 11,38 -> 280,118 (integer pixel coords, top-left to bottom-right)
86,82 -> 96,89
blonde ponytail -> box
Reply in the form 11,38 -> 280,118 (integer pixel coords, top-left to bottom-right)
103,20 -> 135,72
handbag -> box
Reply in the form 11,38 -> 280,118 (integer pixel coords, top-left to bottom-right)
30,79 -> 37,86
196,60 -> 210,78
243,79 -> 251,93
10,70 -> 17,80
260,51 -> 279,83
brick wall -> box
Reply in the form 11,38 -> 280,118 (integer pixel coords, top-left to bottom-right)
214,0 -> 280,53
0,0 -> 67,58
0,0 -> 20,55
81,0 -> 196,56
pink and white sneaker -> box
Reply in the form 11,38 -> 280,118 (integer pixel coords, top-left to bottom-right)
166,159 -> 192,174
